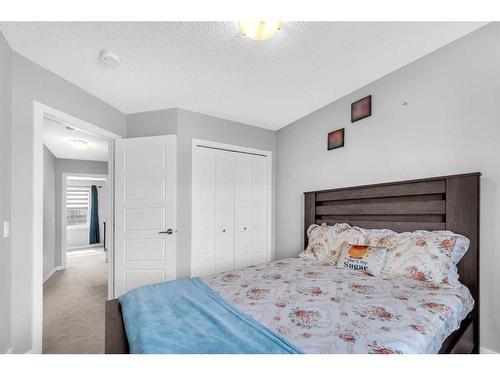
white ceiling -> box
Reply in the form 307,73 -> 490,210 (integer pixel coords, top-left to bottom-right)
1,22 -> 487,130
43,117 -> 109,161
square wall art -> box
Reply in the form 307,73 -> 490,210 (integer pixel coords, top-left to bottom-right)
351,95 -> 372,122
328,128 -> 345,150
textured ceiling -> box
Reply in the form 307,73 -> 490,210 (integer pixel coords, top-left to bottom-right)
43,117 -> 109,161
0,22 -> 487,129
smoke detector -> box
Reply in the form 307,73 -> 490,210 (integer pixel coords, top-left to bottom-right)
100,50 -> 120,67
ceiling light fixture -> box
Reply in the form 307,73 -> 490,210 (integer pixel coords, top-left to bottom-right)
67,139 -> 89,150
236,21 -> 282,41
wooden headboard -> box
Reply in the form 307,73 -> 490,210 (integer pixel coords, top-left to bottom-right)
304,172 -> 480,352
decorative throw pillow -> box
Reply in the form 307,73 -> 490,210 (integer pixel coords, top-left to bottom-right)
328,223 -> 368,259
300,223 -> 367,264
381,230 -> 470,285
336,242 -> 388,277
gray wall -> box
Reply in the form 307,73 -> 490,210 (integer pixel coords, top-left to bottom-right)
43,146 -> 57,279
126,108 -> 277,278
276,23 -> 500,352
0,31 -> 12,354
55,159 -> 108,266
10,51 -> 126,353
126,108 -> 177,138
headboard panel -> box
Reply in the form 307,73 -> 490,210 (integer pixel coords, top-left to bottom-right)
304,172 -> 480,352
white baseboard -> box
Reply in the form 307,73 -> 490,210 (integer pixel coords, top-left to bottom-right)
43,268 -> 57,283
43,265 -> 65,284
480,346 -> 499,354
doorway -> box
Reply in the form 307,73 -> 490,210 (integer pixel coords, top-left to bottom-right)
34,102 -> 120,353
62,173 -> 109,267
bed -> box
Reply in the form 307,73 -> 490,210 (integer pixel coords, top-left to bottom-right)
105,172 -> 480,354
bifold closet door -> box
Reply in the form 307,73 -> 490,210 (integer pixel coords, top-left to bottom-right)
192,145 -> 267,276
234,152 -> 267,269
192,148 -> 236,276
214,150 -> 235,273
191,147 -> 216,277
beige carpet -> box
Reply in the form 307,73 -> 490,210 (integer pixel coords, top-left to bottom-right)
43,248 -> 107,354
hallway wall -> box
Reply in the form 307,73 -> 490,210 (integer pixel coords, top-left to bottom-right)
43,146 -> 57,280
0,29 -> 12,355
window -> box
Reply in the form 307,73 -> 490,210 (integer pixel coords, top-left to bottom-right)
66,187 -> 90,226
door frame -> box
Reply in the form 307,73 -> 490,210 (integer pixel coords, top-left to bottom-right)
61,173 -> 108,266
33,101 -> 121,353
191,138 -> 273,274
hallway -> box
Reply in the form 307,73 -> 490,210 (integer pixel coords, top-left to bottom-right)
43,248 -> 107,354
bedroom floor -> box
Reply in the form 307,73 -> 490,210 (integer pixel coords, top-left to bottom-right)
43,247 -> 107,354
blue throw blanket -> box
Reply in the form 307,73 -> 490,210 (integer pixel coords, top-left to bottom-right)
119,277 -> 303,354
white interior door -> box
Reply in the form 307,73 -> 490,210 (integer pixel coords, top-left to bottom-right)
114,135 -> 177,297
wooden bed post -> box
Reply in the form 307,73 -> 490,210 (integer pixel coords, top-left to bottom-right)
445,175 -> 480,353
304,192 -> 316,249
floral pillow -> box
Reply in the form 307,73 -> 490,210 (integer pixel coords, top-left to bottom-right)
365,228 -> 398,248
300,223 -> 367,264
336,242 -> 388,277
300,224 -> 336,263
380,230 -> 470,285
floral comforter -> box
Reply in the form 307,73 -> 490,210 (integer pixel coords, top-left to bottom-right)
203,256 -> 474,354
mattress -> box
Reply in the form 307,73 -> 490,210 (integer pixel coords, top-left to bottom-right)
203,256 -> 474,354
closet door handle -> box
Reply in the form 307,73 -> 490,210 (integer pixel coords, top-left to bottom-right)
159,228 -> 174,235
243,227 -> 247,231
222,229 -> 226,233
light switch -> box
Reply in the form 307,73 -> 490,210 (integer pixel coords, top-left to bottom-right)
3,221 -> 10,238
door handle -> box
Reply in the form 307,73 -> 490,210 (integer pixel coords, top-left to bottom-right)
159,228 -> 174,235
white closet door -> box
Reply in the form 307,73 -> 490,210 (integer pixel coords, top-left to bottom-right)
192,143 -> 269,276
191,147 -> 216,276
234,153 -> 267,269
114,135 -> 177,297
250,154 -> 267,265
192,148 -> 236,276
214,150 -> 235,273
